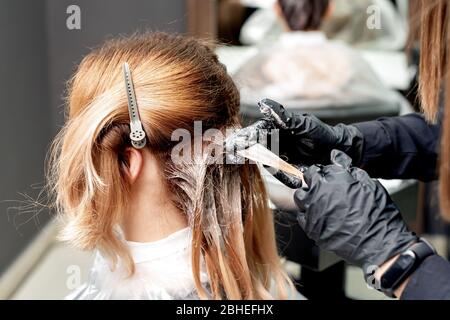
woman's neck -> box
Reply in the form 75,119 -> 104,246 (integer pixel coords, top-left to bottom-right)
123,196 -> 187,243
122,179 -> 188,243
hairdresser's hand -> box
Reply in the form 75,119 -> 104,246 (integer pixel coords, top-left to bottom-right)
259,98 -> 364,166
295,150 -> 418,272
225,117 -> 276,165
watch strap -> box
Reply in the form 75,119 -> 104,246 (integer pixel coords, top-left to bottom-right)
380,238 -> 436,297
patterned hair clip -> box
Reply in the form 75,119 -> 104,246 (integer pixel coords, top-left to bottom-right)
123,62 -> 147,149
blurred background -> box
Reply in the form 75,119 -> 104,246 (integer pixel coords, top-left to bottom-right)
0,0 -> 448,300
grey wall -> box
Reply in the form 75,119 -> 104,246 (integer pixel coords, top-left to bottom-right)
0,0 -> 186,275
0,0 -> 52,275
45,0 -> 186,126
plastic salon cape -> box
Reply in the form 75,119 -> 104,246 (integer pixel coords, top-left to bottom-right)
234,31 -> 410,114
66,228 -> 210,300
67,226 -> 305,300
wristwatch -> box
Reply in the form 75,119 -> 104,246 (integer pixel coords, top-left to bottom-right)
378,238 -> 436,298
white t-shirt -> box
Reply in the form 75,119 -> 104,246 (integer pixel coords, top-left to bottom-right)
67,228 -> 210,299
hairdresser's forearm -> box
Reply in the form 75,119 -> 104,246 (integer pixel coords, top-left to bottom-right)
354,113 -> 440,181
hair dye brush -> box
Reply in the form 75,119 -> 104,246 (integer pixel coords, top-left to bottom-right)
236,143 -> 304,180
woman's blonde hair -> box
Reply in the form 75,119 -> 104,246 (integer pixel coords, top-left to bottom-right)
47,32 -> 293,299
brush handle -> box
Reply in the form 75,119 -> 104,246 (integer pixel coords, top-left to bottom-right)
278,161 -> 304,180
237,144 -> 304,182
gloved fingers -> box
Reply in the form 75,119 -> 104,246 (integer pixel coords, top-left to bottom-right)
293,187 -> 311,232
315,156 -> 355,184
293,187 -> 309,213
224,120 -> 273,164
225,129 -> 253,152
296,211 -> 307,230
253,118 -> 276,131
302,165 -> 323,187
330,149 -> 352,170
258,98 -> 290,129
227,120 -> 274,148
349,167 -> 371,183
350,167 -> 378,190
312,150 -> 356,183
263,165 -> 303,189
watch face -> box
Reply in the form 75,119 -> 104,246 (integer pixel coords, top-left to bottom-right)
381,254 -> 415,289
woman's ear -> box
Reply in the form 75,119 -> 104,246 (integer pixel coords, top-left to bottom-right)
123,147 -> 143,184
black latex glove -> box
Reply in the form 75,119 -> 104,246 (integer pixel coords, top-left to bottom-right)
226,98 -> 364,166
295,150 -> 418,273
224,118 -> 276,165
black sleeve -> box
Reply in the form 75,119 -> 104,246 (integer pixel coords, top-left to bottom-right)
401,255 -> 450,299
353,113 -> 440,181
